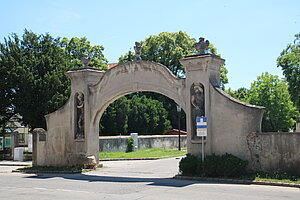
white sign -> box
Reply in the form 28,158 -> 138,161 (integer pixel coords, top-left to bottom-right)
196,117 -> 207,137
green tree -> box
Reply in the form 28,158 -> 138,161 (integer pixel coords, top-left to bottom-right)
0,54 -> 14,132
277,33 -> 300,110
225,87 -> 250,102
247,72 -> 299,132
99,95 -> 171,135
119,31 -> 228,87
0,30 -> 107,130
127,95 -> 171,134
61,37 -> 108,69
99,97 -> 129,136
130,92 -> 186,131
140,31 -> 197,77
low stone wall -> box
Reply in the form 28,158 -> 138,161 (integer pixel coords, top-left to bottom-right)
99,135 -> 187,152
247,132 -> 300,175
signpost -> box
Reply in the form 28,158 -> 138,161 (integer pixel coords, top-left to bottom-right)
196,117 -> 207,161
176,105 -> 181,151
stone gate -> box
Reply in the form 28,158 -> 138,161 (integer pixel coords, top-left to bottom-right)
33,54 -> 264,167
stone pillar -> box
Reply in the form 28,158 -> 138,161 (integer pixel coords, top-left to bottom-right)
11,131 -> 19,148
11,131 -> 19,160
32,128 -> 47,166
66,68 -> 105,165
180,54 -> 225,156
32,130 -> 38,166
28,134 -> 33,153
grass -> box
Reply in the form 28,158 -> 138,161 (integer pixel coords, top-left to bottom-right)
254,177 -> 300,184
252,172 -> 300,184
180,171 -> 300,184
100,148 -> 186,159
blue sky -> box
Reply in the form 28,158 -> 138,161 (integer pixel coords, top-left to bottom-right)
1,0 -> 299,90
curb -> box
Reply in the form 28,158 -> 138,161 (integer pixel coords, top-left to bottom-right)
0,163 -> 31,166
100,157 -> 159,161
100,155 -> 185,161
174,175 -> 300,188
0,160 -> 32,167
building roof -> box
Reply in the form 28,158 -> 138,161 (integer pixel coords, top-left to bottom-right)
108,63 -> 119,69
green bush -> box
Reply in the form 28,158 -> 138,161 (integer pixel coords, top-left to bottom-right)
221,153 -> 248,177
195,158 -> 203,175
179,154 -> 198,175
126,137 -> 134,153
179,153 -> 248,178
202,154 -> 223,177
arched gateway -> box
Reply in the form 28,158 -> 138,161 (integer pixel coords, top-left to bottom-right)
33,54 -> 264,167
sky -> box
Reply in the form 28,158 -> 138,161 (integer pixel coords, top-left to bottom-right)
0,0 -> 299,90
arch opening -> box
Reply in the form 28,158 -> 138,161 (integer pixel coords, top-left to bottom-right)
97,91 -> 187,155
98,91 -> 187,137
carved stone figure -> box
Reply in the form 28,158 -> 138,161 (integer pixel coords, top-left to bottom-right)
134,42 -> 142,60
195,37 -> 210,54
81,54 -> 91,67
75,92 -> 85,139
190,83 -> 205,139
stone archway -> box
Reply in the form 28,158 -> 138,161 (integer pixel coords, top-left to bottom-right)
84,61 -> 187,163
33,54 -> 264,167
90,60 -> 186,126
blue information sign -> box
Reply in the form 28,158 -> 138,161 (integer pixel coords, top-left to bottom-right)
196,117 -> 207,136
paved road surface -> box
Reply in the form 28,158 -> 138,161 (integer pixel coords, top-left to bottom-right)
0,157 -> 298,200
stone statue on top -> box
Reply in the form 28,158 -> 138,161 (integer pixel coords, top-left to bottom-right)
195,37 -> 210,55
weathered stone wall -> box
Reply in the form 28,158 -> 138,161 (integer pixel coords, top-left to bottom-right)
99,135 -> 187,152
248,132 -> 300,175
209,87 -> 264,161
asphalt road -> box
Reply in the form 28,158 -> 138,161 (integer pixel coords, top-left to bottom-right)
0,157 -> 299,200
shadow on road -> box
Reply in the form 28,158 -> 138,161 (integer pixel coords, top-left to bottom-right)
23,173 -> 200,187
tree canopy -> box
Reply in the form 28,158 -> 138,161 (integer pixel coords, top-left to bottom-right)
239,73 -> 299,132
61,37 -> 108,69
119,31 -> 228,88
99,95 -> 171,135
0,30 -> 107,130
225,87 -> 250,103
277,33 -> 300,111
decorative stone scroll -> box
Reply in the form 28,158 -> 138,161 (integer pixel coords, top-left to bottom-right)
75,92 -> 85,140
190,83 -> 205,139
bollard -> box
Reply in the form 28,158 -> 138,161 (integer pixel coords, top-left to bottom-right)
130,133 -> 138,151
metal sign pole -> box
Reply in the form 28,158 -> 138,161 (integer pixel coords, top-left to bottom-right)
196,116 -> 207,162
201,136 -> 204,162
176,105 -> 181,151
